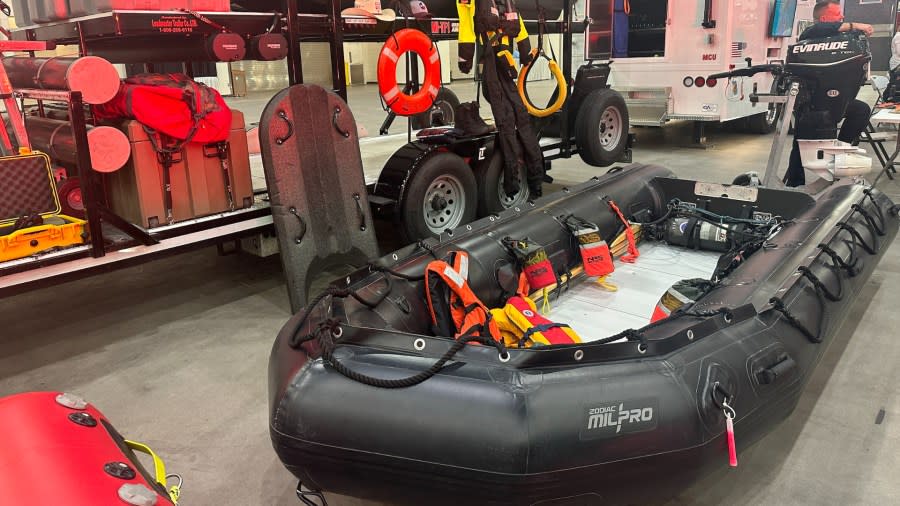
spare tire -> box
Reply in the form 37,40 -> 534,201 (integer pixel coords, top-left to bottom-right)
411,88 -> 461,130
574,89 -> 629,167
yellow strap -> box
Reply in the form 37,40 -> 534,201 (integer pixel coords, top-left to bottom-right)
517,50 -> 568,117
596,275 -> 619,292
541,287 -> 551,314
496,49 -> 517,69
125,440 -> 179,504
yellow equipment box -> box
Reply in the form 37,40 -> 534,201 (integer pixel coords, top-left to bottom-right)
0,151 -> 88,261
0,215 -> 87,262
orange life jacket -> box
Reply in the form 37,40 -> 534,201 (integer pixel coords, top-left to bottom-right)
425,251 -> 502,341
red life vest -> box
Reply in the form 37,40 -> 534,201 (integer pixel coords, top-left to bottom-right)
425,251 -> 502,341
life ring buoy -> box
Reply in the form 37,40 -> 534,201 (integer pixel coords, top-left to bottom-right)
517,49 -> 568,118
378,28 -> 442,117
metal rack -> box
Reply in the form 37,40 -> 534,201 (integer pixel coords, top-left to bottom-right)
1,3 -> 576,297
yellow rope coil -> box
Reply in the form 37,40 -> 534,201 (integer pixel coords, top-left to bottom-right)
517,49 -> 568,118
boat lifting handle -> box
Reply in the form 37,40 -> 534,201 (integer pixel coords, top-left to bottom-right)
755,353 -> 797,385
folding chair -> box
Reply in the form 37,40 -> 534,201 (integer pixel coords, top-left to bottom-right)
858,76 -> 896,179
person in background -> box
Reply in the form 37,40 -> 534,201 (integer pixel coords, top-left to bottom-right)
783,0 -> 874,187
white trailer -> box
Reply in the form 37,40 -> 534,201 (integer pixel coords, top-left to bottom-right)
585,0 -> 815,135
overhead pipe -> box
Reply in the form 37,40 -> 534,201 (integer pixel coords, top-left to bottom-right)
2,56 -> 121,105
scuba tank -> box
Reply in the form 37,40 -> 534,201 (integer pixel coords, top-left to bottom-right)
663,217 -> 744,253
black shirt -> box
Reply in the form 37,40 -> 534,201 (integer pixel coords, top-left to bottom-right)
799,22 -> 842,40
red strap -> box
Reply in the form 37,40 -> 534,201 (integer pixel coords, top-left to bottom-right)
607,199 -> 639,263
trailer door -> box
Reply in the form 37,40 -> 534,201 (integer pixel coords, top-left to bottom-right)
585,0 -> 613,60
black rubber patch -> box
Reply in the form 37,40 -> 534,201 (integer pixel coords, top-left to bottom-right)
68,412 -> 98,428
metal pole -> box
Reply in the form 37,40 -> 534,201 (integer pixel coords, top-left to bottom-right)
68,91 -> 105,258
285,0 -> 303,85
761,82 -> 799,188
329,0 -> 348,100
560,0 -> 574,155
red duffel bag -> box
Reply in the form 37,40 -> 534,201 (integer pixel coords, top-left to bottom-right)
95,73 -> 232,146
0,391 -> 181,506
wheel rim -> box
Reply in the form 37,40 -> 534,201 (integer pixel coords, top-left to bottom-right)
436,100 -> 455,125
497,170 -> 529,209
423,174 -> 466,234
598,106 -> 623,151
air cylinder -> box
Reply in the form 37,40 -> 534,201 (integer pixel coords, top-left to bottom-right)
2,56 -> 122,105
26,116 -> 132,173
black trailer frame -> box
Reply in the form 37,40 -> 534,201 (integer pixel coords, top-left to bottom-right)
2,1 -> 623,297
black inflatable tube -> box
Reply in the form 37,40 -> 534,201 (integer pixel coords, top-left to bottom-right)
269,164 -> 897,505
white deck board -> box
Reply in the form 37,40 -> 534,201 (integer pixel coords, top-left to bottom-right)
544,243 -> 723,343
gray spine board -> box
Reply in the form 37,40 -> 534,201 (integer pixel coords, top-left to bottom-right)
260,84 -> 379,313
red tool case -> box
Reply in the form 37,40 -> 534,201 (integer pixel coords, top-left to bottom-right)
0,392 -> 180,506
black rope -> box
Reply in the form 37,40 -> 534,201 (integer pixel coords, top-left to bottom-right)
417,240 -> 439,259
862,189 -> 887,232
317,324 -> 508,389
634,208 -> 674,226
681,306 -> 735,320
769,297 -> 823,344
818,243 -> 859,277
287,277 -> 392,349
851,204 -> 886,237
288,288 -> 350,349
798,265 -> 842,302
593,328 -> 647,346
369,263 -> 426,282
837,222 -> 877,255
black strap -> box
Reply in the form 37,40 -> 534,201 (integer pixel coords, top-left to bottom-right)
517,322 -> 570,347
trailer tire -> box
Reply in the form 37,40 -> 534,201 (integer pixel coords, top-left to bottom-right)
575,89 -> 629,167
411,88 -> 461,130
475,149 -> 530,217
400,151 -> 477,241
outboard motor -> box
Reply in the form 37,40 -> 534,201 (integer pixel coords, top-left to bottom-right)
785,33 -> 872,180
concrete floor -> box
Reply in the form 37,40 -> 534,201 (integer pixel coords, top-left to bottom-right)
1,84 -> 898,505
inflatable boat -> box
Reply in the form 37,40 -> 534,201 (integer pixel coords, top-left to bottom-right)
269,164 -> 897,505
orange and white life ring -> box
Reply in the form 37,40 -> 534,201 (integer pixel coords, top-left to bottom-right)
377,28 -> 441,117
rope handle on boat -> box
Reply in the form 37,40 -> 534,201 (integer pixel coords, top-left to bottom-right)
862,189 -> 888,229
591,306 -> 735,349
288,283 -> 391,349
851,204 -> 886,237
314,320 -> 509,389
797,266 -> 843,303
769,297 -> 823,344
818,243 -> 859,278
836,222 -> 877,255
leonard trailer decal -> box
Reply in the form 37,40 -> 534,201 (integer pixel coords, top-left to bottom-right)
580,399 -> 659,440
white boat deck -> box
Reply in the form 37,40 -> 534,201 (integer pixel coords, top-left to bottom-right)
547,243 -> 722,343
